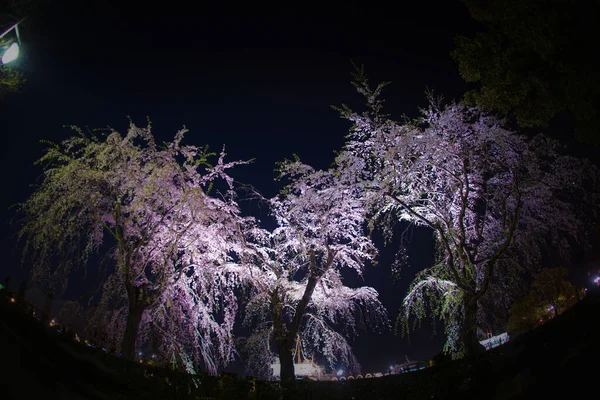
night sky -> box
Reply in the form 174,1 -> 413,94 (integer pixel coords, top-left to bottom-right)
1,0 -> 481,374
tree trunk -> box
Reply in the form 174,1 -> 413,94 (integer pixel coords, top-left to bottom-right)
462,292 -> 485,357
276,338 -> 295,383
271,292 -> 296,382
121,300 -> 145,360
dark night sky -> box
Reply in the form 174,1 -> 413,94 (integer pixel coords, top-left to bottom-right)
0,0 -> 480,374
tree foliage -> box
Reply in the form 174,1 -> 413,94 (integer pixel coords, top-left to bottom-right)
0,65 -> 24,96
17,123 -> 248,374
505,293 -> 543,337
452,0 -> 600,144
531,267 -> 577,318
337,69 -> 598,357
507,267 -> 577,336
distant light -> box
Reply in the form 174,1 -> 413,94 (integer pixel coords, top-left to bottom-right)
594,276 -> 600,284
9,297 -> 15,303
139,351 -> 143,356
337,369 -> 344,376
2,42 -> 19,64
548,306 -> 554,311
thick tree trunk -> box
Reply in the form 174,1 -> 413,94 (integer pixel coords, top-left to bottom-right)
121,299 -> 145,360
276,339 -> 295,383
462,292 -> 485,357
271,292 -> 296,382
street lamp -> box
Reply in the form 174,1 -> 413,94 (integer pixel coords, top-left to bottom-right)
1,17 -> 26,64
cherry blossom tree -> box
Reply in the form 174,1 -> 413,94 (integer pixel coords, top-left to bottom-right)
239,158 -> 387,381
17,123 -> 248,373
337,70 -> 598,357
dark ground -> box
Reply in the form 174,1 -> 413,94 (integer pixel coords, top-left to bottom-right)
1,289 -> 599,399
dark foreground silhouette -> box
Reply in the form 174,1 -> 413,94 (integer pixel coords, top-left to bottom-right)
1,290 -> 599,399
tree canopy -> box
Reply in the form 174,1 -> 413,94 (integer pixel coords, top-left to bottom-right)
506,267 -> 578,336
452,0 -> 600,145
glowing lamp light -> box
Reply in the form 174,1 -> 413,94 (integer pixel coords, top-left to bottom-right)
9,297 -> 15,303
337,369 -> 344,376
2,42 -> 19,64
0,18 -> 25,64
593,276 -> 600,285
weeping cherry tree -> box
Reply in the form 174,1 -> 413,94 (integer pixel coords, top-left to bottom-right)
17,123 -> 248,373
240,158 -> 387,381
337,71 -> 598,357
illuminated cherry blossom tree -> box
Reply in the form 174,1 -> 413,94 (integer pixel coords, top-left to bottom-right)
240,158 -> 387,381
338,70 -> 598,357
17,123 -> 248,373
